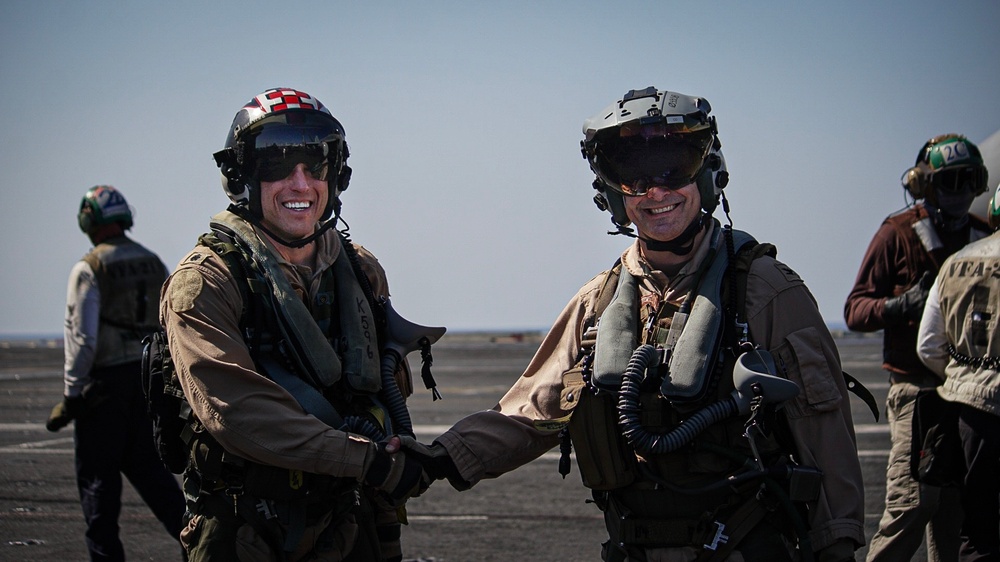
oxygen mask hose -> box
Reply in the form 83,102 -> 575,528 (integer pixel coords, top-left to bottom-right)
380,298 -> 447,437
617,345 -> 799,456
618,344 -> 742,454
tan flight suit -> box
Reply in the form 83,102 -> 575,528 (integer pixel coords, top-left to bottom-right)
160,222 -> 407,561
436,221 -> 865,560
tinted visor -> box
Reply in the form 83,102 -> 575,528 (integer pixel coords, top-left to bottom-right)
251,111 -> 343,149
594,125 -> 714,194
249,112 -> 342,182
930,165 -> 987,194
255,145 -> 329,183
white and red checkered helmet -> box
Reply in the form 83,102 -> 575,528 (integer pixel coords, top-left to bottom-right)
213,88 -> 351,222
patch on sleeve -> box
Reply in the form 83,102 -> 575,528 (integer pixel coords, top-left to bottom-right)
775,262 -> 802,284
184,251 -> 211,265
168,270 -> 204,313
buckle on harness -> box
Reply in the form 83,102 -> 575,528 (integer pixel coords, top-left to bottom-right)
703,521 -> 730,551
255,498 -> 276,520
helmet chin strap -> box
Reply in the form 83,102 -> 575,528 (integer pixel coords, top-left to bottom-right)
228,204 -> 338,249
637,213 -> 707,255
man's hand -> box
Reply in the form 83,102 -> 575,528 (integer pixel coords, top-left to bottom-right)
883,271 -> 934,324
398,435 -> 467,489
363,436 -> 430,505
45,395 -> 86,432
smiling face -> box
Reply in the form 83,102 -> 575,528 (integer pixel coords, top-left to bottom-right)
623,182 -> 702,242
259,162 -> 329,243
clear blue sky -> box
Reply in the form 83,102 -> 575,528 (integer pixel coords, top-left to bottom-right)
2,1 -> 998,336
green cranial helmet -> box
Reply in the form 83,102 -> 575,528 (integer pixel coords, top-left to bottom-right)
989,183 -> 1000,231
78,185 -> 133,234
925,135 -> 984,171
580,87 -> 729,229
902,134 -> 989,203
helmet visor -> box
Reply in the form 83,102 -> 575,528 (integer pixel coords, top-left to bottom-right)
255,145 -> 329,183
248,111 -> 342,182
594,125 -> 714,194
930,166 -> 987,194
251,111 -> 343,150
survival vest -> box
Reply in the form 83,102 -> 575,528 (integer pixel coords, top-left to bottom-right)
561,225 -> 823,561
142,214 -> 420,559
141,220 -> 391,477
83,236 -> 167,368
563,226 -> 779,486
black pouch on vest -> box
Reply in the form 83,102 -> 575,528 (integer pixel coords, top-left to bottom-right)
910,389 -> 964,487
141,329 -> 190,474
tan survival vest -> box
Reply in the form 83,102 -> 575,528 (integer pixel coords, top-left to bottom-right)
564,227 -> 782,491
82,237 -> 167,368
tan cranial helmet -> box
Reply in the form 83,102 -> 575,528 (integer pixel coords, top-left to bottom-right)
581,87 -> 729,230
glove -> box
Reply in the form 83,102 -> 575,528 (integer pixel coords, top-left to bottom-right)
398,435 -> 467,490
816,538 -> 856,562
363,436 -> 430,505
883,271 -> 934,324
45,395 -> 86,432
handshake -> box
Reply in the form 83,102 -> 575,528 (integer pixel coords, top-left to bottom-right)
363,435 -> 462,505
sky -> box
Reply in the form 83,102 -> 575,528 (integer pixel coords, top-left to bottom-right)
1,1 -> 998,337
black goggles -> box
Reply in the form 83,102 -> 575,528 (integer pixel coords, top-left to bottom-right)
594,127 -> 714,195
929,166 -> 987,194
255,145 -> 329,183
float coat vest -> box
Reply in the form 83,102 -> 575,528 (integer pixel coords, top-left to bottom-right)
82,237 -> 167,368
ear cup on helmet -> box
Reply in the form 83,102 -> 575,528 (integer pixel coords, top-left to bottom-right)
77,204 -> 94,234
901,165 -> 928,199
591,179 -> 631,227
696,148 -> 728,214
604,189 -> 631,227
901,137 -> 938,200
213,148 -> 247,199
